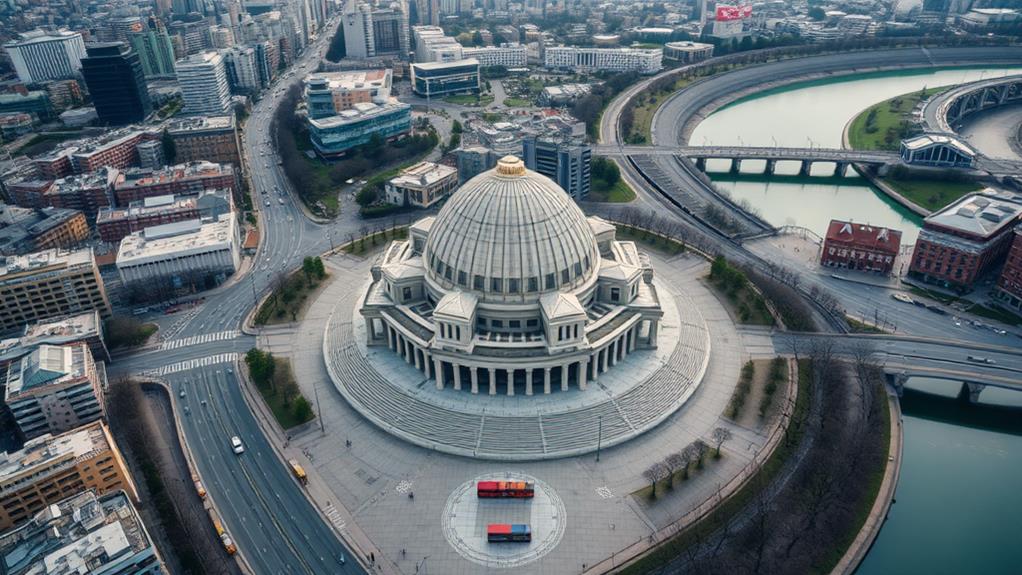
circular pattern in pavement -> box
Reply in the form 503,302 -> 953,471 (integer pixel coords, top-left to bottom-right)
441,472 -> 566,569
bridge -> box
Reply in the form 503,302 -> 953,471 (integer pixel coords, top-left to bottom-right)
924,74 -> 1022,133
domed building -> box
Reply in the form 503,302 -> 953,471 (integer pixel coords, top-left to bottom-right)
360,156 -> 664,395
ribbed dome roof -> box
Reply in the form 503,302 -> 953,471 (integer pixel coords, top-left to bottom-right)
424,156 -> 599,303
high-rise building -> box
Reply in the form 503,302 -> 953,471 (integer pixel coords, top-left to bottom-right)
0,421 -> 137,531
304,70 -> 393,118
166,115 -> 242,166
0,248 -> 111,332
343,1 -> 409,59
128,19 -> 177,78
224,45 -> 262,92
175,51 -> 232,116
80,43 -> 153,126
107,16 -> 144,43
522,136 -> 591,200
3,30 -> 88,85
343,2 -> 376,59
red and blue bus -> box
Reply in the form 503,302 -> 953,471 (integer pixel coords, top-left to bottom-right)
487,524 -> 532,543
477,480 -> 534,498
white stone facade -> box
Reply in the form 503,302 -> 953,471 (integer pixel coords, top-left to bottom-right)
461,44 -> 527,68
360,156 -> 663,396
176,51 -> 232,116
543,46 -> 662,74
115,214 -> 240,284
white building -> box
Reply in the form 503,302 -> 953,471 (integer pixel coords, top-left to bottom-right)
3,30 -> 88,84
663,41 -> 714,63
412,25 -> 463,63
384,161 -> 458,208
175,51 -> 232,116
115,214 -> 240,285
360,156 -> 663,396
461,44 -> 527,68
544,46 -> 662,74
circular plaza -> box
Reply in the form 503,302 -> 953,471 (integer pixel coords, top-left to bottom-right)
323,156 -> 712,459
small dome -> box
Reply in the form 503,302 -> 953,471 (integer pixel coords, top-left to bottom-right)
424,156 -> 599,303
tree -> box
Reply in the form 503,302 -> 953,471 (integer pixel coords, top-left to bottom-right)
312,256 -> 326,279
692,439 -> 709,469
302,256 -> 315,281
293,396 -> 313,422
325,25 -> 346,61
355,185 -> 379,207
643,462 -> 668,498
681,444 -> 698,479
472,30 -> 484,46
712,427 -> 733,458
592,157 -> 620,186
362,132 -> 384,158
245,348 -> 276,388
451,119 -> 462,134
664,453 -> 685,488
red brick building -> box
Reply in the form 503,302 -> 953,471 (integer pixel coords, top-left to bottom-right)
31,128 -> 161,179
908,190 -> 1022,291
821,219 -> 902,275
995,226 -> 1022,311
96,195 -> 200,243
113,162 -> 236,205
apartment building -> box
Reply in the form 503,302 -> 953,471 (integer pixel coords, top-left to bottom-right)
0,206 -> 89,256
113,162 -> 236,205
461,44 -> 527,68
3,30 -> 87,84
544,46 -> 663,74
0,248 -> 111,333
97,195 -> 201,243
384,161 -> 458,208
166,115 -> 242,167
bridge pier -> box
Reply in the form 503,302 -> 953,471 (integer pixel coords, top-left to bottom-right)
764,159 -> 776,175
695,157 -> 706,172
887,371 -> 907,397
957,381 -> 986,404
834,161 -> 848,177
799,160 -> 812,176
729,158 -> 742,174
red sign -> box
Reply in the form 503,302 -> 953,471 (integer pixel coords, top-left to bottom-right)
716,4 -> 752,21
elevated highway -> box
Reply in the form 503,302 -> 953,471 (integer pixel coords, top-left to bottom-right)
923,74 -> 1022,134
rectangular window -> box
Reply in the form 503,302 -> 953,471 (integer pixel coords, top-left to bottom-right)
561,268 -> 570,283
491,277 -> 503,292
545,273 -> 556,289
611,287 -> 620,302
574,262 -> 582,277
508,278 -> 519,293
509,320 -> 520,328
527,319 -> 538,327
492,319 -> 504,328
477,317 -> 485,325
458,271 -> 467,286
403,287 -> 412,300
528,277 -> 539,292
474,275 -> 485,290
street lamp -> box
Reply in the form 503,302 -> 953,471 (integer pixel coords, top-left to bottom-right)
596,415 -> 603,462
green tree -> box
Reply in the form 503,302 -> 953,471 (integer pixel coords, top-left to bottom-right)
292,396 -> 313,423
451,120 -> 462,134
245,348 -> 276,388
302,257 -> 315,281
356,185 -> 378,207
313,257 -> 326,279
472,30 -> 484,46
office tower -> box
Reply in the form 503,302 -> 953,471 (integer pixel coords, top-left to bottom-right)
80,43 -> 153,126
128,18 -> 177,78
3,30 -> 87,84
176,51 -> 232,115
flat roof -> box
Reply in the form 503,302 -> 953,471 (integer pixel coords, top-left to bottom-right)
926,189 -> 1022,238
0,421 -> 110,489
167,115 -> 235,134
411,58 -> 480,71
4,343 -> 87,399
117,214 -> 235,265
0,248 -> 93,280
306,69 -> 391,91
390,161 -> 457,188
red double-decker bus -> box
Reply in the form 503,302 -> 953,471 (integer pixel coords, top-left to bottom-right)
487,524 -> 532,543
477,480 -> 535,498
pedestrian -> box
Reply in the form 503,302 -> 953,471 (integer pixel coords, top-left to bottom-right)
370,552 -> 375,564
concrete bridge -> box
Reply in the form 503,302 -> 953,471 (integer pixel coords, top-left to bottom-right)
924,74 -> 1022,134
594,145 -> 898,176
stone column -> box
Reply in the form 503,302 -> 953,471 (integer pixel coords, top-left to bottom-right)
404,339 -> 414,364
649,320 -> 659,348
601,346 -> 609,371
470,367 -> 479,394
629,325 -> 638,352
434,358 -> 445,389
543,367 -> 552,395
507,369 -> 515,396
525,369 -> 534,396
423,353 -> 432,378
414,347 -> 422,371
488,367 -> 496,395
561,363 -> 570,391
590,354 -> 599,382
452,363 -> 462,390
578,358 -> 588,390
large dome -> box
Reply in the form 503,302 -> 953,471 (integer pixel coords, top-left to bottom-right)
424,156 -> 599,303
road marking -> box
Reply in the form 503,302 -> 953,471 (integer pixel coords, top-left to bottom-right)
160,330 -> 242,350
395,480 -> 413,494
143,353 -> 239,376
596,486 -> 614,499
324,503 -> 346,531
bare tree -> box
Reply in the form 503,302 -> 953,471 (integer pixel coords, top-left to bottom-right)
681,444 -> 698,480
711,427 -> 733,458
643,462 -> 669,498
692,439 -> 709,469
664,453 -> 685,488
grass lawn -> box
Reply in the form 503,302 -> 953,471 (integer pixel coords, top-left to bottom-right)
846,316 -> 889,334
614,225 -> 686,256
630,78 -> 692,143
965,303 -> 1022,326
907,285 -> 959,305
503,97 -> 532,107
883,176 -> 980,213
619,359 -> 811,575
848,87 -> 945,151
588,178 -> 636,202
443,94 -> 494,106
254,267 -> 330,325
704,274 -> 775,326
252,358 -> 315,430
343,227 -> 408,256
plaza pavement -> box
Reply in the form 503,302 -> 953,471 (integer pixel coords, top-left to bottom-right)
255,249 -> 777,574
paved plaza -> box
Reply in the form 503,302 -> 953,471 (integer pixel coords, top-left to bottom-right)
258,249 -> 771,574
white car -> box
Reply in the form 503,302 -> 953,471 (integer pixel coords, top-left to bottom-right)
231,436 -> 245,454
891,293 -> 913,304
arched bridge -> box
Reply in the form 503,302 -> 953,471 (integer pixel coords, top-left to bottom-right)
924,74 -> 1022,133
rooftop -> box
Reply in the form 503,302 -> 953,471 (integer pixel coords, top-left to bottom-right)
4,29 -> 82,47
308,101 -> 410,129
901,133 -> 977,157
115,162 -> 232,189
825,219 -> 902,252
0,421 -> 110,494
96,196 -> 196,224
305,69 -> 391,92
116,213 -> 235,264
389,162 -> 457,189
166,115 -> 236,134
0,248 -> 94,280
410,58 -> 480,71
4,343 -> 88,399
925,189 -> 1022,238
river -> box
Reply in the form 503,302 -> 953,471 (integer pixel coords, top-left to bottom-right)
689,68 -> 1022,574
690,67 -> 1022,245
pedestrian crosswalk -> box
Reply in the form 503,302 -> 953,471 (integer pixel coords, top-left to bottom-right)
143,353 -> 239,376
160,330 -> 241,350
324,503 -> 347,532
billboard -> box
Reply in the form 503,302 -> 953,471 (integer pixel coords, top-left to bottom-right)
715,4 -> 753,21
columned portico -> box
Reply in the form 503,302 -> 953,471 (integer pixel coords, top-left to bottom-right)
453,363 -> 462,390
434,358 -> 444,389
543,367 -> 551,395
471,367 -> 479,394
525,369 -> 534,395
578,358 -> 588,390
488,367 -> 496,395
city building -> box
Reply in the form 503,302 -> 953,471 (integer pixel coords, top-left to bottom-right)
0,490 -> 164,575
820,219 -> 902,275
304,70 -> 393,119
0,248 -> 111,333
45,168 -> 121,220
995,225 -> 1022,311
0,205 -> 89,256
959,8 -> 1020,29
79,43 -> 153,126
113,162 -> 237,205
31,128 -> 162,179
908,189 -> 1022,291
522,136 -> 591,200
342,1 -> 410,59
0,311 -> 109,372
137,140 -> 165,170
544,47 -> 662,74
175,51 -> 232,116
663,41 -> 714,63
412,25 -> 463,63
360,156 -> 663,395
0,92 -> 53,122
128,21 -> 177,79
539,84 -> 591,107
899,133 -> 976,168
0,421 -> 137,531
166,115 -> 242,166
4,342 -> 106,440
43,79 -> 83,111
116,214 -> 240,285
384,161 -> 458,208
224,46 -> 262,93
410,59 -> 480,97
59,107 -> 98,127
461,44 -> 527,68
3,30 -> 88,85
307,101 -> 412,157
0,113 -> 34,140
97,195 -> 200,243
455,146 -> 497,184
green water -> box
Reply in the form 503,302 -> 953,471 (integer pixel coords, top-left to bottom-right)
690,67 -> 1022,245
690,68 -> 1022,574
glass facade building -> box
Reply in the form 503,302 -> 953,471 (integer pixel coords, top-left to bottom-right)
308,101 -> 412,157
410,59 -> 480,97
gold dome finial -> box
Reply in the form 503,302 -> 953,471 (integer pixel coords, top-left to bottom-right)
496,155 -> 526,176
